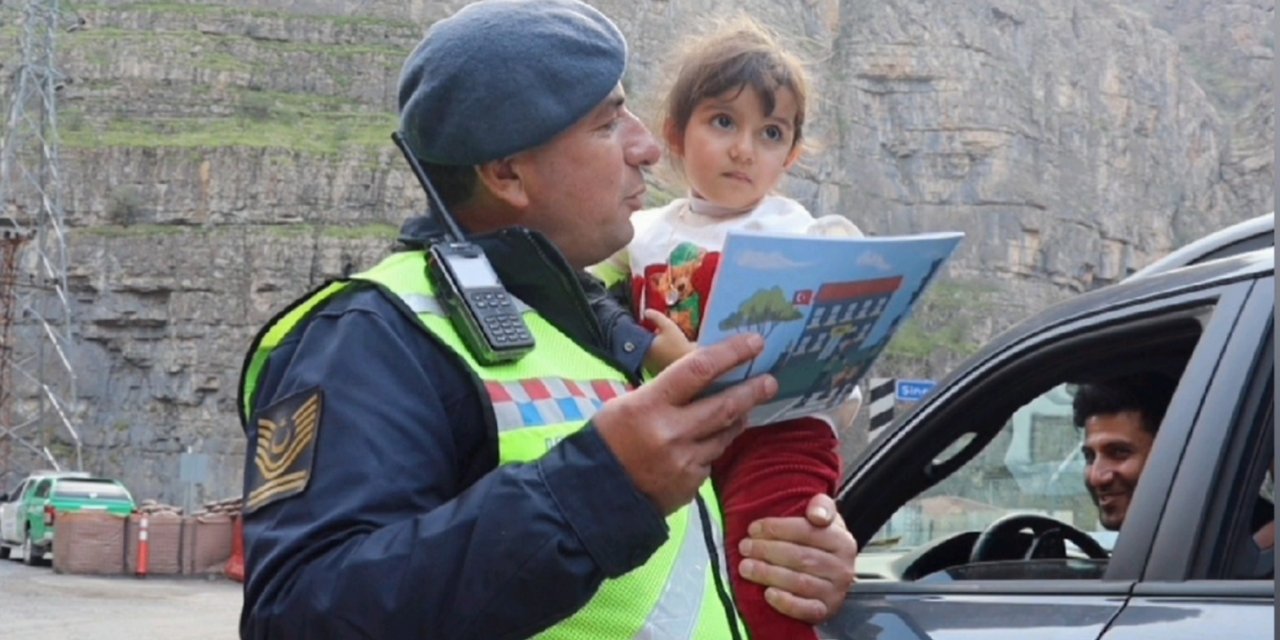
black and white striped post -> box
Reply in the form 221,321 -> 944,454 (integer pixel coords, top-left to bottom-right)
868,377 -> 895,435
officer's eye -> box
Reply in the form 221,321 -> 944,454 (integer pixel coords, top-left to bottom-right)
598,113 -> 622,133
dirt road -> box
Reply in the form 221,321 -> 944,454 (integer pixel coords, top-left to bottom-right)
0,560 -> 241,639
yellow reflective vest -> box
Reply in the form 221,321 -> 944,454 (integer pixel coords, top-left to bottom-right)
242,250 -> 745,639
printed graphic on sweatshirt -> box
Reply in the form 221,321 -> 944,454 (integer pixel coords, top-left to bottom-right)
632,241 -> 721,340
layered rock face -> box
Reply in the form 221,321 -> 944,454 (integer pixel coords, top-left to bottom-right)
0,0 -> 1270,501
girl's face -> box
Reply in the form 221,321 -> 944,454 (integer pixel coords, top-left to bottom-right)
669,86 -> 800,211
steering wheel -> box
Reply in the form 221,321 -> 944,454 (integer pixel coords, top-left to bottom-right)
969,513 -> 1109,563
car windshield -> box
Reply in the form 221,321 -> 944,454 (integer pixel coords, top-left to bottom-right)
53,479 -> 132,501
869,384 -> 1113,553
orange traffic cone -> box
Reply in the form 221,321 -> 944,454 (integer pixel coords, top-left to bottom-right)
225,514 -> 245,583
135,515 -> 150,578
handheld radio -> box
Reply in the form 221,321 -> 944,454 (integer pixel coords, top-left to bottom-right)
392,132 -> 535,365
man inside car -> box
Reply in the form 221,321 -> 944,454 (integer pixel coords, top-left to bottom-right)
1072,373 -> 1178,530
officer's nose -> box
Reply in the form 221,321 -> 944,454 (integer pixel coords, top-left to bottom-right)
622,111 -> 660,168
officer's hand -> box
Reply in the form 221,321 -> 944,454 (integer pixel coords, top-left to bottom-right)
738,494 -> 858,623
594,333 -> 777,515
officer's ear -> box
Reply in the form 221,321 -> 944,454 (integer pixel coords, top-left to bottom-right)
475,156 -> 530,211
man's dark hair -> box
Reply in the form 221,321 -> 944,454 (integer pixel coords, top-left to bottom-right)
420,160 -> 478,210
1072,372 -> 1178,434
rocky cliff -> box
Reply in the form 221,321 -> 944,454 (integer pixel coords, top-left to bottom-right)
0,0 -> 1271,502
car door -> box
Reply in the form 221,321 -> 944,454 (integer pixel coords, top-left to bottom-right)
822,270 -> 1261,640
0,479 -> 28,543
24,478 -> 52,540
1099,276 -> 1274,639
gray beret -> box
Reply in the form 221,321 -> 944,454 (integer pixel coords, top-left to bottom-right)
397,0 -> 627,166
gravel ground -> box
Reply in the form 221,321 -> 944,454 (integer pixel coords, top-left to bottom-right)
0,559 -> 241,639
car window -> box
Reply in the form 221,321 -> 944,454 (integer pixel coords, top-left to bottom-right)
1192,233 -> 1273,266
854,298 -> 1226,583
1236,480 -> 1274,579
52,480 -> 132,501
32,479 -> 51,498
1217,377 -> 1273,580
874,384 -> 1105,554
6,480 -> 26,500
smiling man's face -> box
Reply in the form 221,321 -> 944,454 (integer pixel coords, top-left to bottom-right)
1082,410 -> 1155,531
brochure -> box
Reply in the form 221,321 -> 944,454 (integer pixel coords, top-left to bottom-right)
696,230 -> 964,426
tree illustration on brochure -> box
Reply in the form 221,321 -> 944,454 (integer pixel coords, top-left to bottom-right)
717,286 -> 803,377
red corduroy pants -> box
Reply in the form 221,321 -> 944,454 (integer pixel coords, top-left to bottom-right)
711,417 -> 841,640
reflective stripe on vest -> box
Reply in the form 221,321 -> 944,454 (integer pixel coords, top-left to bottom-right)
485,378 -> 629,431
240,250 -> 738,639
392,291 -> 631,431
636,493 -> 739,640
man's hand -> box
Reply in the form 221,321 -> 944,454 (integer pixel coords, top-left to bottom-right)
594,333 -> 777,515
738,494 -> 858,623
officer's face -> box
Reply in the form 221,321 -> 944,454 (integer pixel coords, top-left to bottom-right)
513,85 -> 660,269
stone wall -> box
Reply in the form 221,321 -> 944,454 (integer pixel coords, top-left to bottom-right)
0,0 -> 1270,502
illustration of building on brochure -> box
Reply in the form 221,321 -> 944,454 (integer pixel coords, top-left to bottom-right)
697,229 -> 964,427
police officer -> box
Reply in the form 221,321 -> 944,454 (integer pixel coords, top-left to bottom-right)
237,1 -> 859,637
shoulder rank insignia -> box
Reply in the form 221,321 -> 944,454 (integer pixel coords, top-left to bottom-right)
245,387 -> 323,514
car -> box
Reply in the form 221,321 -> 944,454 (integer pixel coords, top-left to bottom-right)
1128,211 -> 1272,280
0,469 -> 90,559
0,473 -> 134,565
822,242 -> 1274,639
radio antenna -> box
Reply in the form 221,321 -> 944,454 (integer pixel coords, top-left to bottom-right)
392,131 -> 466,242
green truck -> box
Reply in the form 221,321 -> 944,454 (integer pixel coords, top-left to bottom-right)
0,473 -> 135,566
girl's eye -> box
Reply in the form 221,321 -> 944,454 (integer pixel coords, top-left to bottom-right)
713,114 -> 733,129
764,126 -> 784,142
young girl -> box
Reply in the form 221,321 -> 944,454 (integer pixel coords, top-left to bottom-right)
595,17 -> 862,640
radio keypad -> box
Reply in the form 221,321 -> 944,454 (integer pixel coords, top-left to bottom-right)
472,288 -> 530,345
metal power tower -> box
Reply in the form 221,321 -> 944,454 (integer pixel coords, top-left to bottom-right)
0,0 -> 83,484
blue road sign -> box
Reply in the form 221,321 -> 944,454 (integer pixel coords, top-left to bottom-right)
895,379 -> 936,403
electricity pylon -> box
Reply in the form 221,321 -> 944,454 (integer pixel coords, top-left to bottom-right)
0,0 -> 84,483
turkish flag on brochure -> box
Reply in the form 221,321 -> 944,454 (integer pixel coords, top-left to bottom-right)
793,289 -> 813,305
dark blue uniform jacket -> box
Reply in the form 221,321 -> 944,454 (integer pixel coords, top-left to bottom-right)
240,220 -> 661,639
